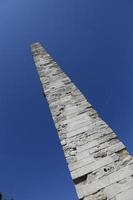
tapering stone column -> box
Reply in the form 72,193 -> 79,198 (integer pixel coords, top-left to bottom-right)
31,42 -> 133,200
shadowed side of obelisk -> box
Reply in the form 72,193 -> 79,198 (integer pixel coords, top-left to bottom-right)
31,42 -> 133,200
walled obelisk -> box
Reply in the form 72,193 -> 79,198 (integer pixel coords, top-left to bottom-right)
31,42 -> 133,200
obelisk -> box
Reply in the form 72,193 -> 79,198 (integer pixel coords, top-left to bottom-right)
31,42 -> 133,200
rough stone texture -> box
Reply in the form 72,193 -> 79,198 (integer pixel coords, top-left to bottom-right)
31,42 -> 133,200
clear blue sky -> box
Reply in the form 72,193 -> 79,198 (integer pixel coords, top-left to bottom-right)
0,0 -> 133,199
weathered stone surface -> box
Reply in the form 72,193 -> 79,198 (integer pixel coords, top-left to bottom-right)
31,42 -> 133,200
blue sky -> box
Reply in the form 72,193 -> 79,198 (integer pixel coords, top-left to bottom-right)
0,0 -> 133,199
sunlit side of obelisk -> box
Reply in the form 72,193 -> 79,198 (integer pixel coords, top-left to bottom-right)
31,42 -> 133,200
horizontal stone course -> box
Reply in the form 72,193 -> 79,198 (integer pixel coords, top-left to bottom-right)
76,165 -> 133,199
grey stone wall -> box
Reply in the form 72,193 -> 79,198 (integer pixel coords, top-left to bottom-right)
31,42 -> 133,200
